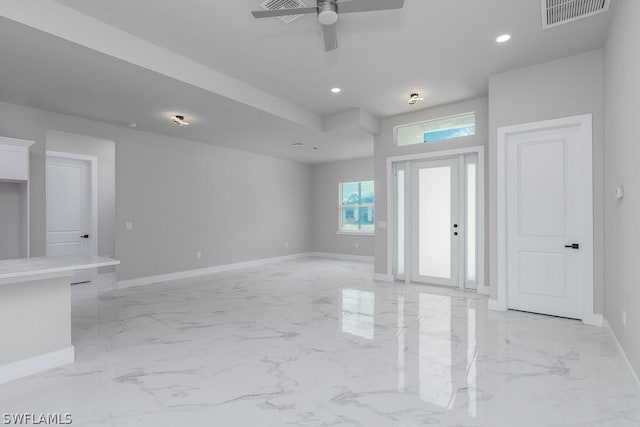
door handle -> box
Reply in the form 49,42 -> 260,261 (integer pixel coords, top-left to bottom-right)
80,234 -> 90,239
564,243 -> 579,249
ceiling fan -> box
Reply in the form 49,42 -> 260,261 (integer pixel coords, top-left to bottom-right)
251,0 -> 405,52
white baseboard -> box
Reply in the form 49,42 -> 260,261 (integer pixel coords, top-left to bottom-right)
308,252 -> 374,263
603,318 -> 640,389
488,299 -> 507,311
118,252 -> 376,289
0,346 -> 74,385
582,313 -> 604,327
118,253 -> 313,289
476,284 -> 491,296
373,273 -> 394,282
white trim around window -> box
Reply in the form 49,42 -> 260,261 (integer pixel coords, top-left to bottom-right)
338,180 -> 375,235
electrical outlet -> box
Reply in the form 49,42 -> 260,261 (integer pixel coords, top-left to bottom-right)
196,251 -> 202,260
355,242 -> 360,248
125,221 -> 133,231
623,309 -> 627,327
285,242 -> 289,249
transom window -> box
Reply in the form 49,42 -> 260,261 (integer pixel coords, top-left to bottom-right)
395,112 -> 476,146
339,180 -> 374,234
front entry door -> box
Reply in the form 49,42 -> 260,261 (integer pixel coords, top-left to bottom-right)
411,158 -> 460,286
505,122 -> 589,319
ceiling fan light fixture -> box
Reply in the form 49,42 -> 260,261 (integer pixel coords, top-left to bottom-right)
317,1 -> 338,25
250,0 -> 405,52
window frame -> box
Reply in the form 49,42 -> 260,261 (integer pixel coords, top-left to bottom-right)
338,180 -> 375,236
394,112 -> 477,147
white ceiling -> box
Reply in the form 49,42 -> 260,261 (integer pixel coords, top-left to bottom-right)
0,17 -> 373,163
0,0 -> 615,163
52,0 -> 614,116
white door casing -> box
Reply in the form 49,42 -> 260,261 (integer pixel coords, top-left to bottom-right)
386,146 -> 487,294
496,115 -> 595,323
46,152 -> 98,283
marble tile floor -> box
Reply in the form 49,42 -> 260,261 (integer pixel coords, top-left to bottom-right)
0,258 -> 639,426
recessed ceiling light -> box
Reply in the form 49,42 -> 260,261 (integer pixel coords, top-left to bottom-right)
331,87 -> 342,94
170,115 -> 189,126
496,34 -> 511,43
291,142 -> 305,147
127,122 -> 137,128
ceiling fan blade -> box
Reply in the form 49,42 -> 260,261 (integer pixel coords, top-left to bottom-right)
337,0 -> 404,14
322,23 -> 338,51
251,7 -> 317,18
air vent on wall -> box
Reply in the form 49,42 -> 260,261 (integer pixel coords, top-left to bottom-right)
542,0 -> 610,29
261,0 -> 309,24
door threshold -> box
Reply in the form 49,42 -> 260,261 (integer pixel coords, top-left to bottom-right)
71,281 -> 91,286
509,308 -> 580,321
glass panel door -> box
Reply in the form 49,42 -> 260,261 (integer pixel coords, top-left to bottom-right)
411,158 -> 460,286
396,166 -> 406,278
465,155 -> 478,288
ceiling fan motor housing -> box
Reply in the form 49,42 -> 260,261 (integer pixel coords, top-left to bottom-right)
318,0 -> 339,25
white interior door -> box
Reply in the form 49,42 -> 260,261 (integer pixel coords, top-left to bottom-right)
411,158 -> 460,286
506,124 -> 588,319
46,155 -> 93,283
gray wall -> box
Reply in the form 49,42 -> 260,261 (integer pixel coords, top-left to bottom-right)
312,157 -> 374,257
0,182 -> 21,259
488,50 -> 605,313
46,131 -> 116,272
603,0 -> 640,374
373,97 -> 489,275
0,100 -> 313,281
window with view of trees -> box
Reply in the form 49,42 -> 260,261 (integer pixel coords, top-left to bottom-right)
339,180 -> 374,234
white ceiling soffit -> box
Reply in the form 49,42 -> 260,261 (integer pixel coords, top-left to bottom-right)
324,109 -> 380,135
0,16 -> 374,164
542,0 -> 611,29
0,0 -> 323,132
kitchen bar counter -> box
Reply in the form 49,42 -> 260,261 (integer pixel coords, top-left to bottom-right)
0,255 -> 120,384
0,255 -> 120,284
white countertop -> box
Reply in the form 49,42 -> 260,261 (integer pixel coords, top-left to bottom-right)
0,255 -> 120,281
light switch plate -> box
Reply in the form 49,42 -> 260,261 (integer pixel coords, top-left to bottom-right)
616,186 -> 624,199
125,221 -> 133,231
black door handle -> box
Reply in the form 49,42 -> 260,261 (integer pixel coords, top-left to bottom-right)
565,243 -> 579,249
80,234 -> 90,239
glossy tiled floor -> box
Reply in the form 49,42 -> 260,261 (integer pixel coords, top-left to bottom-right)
1,258 -> 639,426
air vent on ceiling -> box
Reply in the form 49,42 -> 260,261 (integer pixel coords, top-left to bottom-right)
542,0 -> 610,29
261,0 -> 309,24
